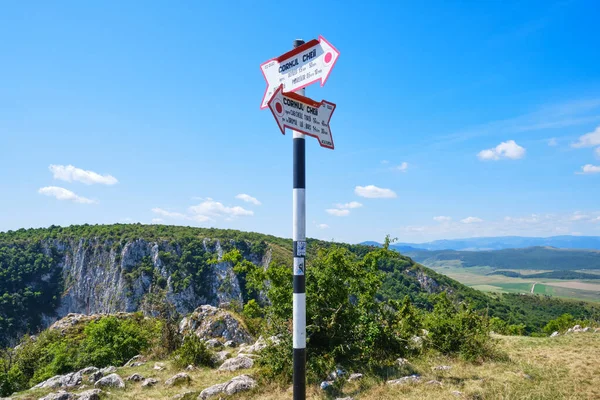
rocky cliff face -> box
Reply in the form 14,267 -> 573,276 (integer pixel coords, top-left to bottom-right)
36,237 -> 270,332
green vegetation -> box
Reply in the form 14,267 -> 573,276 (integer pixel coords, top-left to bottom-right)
407,246 -> 600,270
490,270 -> 600,279
0,314 -> 160,395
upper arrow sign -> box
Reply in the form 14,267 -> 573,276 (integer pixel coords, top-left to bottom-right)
268,85 -> 335,150
260,36 -> 340,109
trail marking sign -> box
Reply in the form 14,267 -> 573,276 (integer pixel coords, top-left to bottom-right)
268,85 -> 335,149
260,36 -> 340,109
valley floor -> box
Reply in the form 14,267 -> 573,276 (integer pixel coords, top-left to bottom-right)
15,333 -> 600,400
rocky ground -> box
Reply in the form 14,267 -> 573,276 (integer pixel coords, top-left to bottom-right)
4,323 -> 599,400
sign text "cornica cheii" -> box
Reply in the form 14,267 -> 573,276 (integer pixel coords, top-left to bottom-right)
278,49 -> 317,73
283,98 -> 319,116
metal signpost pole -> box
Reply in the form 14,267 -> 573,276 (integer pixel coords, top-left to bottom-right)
292,38 -> 307,400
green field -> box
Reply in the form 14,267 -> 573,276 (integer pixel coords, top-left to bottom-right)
427,264 -> 600,302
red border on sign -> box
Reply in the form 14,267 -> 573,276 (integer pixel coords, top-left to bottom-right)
267,85 -> 336,150
259,36 -> 341,109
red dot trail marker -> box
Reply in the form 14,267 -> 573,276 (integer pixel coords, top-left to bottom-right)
259,37 -> 339,400
268,85 -> 336,149
259,36 -> 340,109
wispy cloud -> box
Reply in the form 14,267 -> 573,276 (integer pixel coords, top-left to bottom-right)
433,216 -> 452,222
572,126 -> 600,148
577,164 -> 600,175
38,186 -> 96,204
461,216 -> 483,224
477,140 -> 526,161
235,193 -> 261,206
189,198 -> 253,219
326,209 -> 350,217
436,98 -> 600,146
548,138 -> 558,146
398,210 -> 600,241
317,223 -> 329,229
335,201 -> 363,209
393,162 -> 409,172
355,185 -> 397,199
49,165 -> 118,185
151,208 -> 187,219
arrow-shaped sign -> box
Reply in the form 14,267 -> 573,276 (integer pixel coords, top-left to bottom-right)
268,85 -> 335,149
260,36 -> 340,109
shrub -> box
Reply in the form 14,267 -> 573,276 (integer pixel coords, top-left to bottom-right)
424,293 -> 497,362
172,335 -> 214,369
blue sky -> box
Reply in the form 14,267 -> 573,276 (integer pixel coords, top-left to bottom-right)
2,0 -> 600,243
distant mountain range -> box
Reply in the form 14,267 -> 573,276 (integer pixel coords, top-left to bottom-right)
361,236 -> 600,251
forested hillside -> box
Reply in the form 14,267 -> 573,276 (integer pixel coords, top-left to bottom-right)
405,246 -> 600,270
0,224 -> 599,346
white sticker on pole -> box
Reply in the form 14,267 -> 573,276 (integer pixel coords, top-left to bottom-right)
268,85 -> 335,149
260,36 -> 340,109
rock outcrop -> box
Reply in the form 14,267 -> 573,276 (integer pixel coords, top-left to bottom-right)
179,305 -> 252,345
94,373 -> 125,389
198,375 -> 257,399
218,356 -> 253,372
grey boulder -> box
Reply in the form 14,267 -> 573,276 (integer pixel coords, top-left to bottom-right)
94,373 -> 125,389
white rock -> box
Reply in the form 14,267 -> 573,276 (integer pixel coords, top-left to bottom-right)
218,355 -> 253,372
387,375 -> 421,385
126,373 -> 144,382
99,366 -> 116,375
223,375 -> 257,395
165,373 -> 191,387
75,389 -> 102,400
141,378 -> 159,388
550,331 -> 559,337
433,365 -> 451,371
198,383 -> 227,399
154,362 -> 166,371
347,373 -> 363,381
320,381 -> 333,390
124,355 -> 143,367
94,373 -> 124,389
38,391 -> 75,400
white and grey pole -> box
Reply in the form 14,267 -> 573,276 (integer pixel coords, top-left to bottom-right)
292,38 -> 307,400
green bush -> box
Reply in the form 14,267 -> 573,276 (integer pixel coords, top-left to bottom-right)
172,335 -> 214,369
542,313 -> 575,334
424,293 -> 497,361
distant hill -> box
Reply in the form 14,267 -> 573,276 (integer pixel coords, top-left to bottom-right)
362,235 -> 600,251
404,246 -> 600,271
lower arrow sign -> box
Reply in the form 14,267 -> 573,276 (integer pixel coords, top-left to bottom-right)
268,85 -> 335,150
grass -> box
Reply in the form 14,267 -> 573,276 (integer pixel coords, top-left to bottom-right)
427,265 -> 600,303
12,333 -> 600,399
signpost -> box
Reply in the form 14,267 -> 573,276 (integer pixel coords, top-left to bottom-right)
260,37 -> 339,400
268,85 -> 336,149
260,36 -> 340,109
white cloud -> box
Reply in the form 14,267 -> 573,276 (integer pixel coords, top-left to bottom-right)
49,164 -> 118,185
461,216 -> 483,224
151,218 -> 164,224
577,164 -> 600,174
235,193 -> 261,206
326,209 -> 350,217
355,185 -> 397,198
38,186 -> 96,204
335,201 -> 363,209
393,162 -> 409,172
152,208 -> 188,219
595,147 -> 600,158
477,140 -> 526,161
570,214 -> 589,221
189,199 -> 253,218
317,223 -> 329,229
572,126 -> 600,148
548,138 -> 558,146
433,216 -> 452,222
